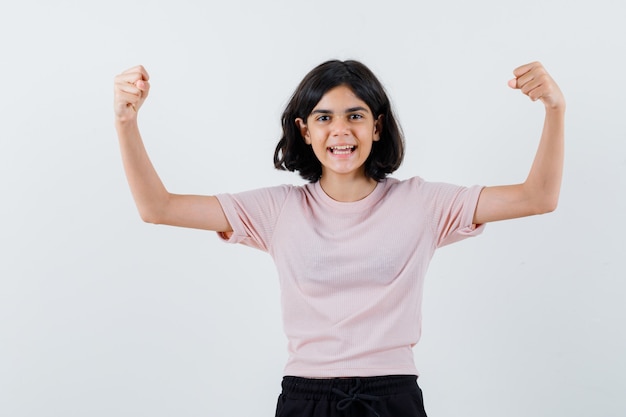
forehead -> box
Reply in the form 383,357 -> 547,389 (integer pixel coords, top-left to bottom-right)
313,85 -> 371,112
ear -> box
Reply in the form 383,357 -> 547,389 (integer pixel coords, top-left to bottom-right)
295,117 -> 311,144
373,115 -> 383,142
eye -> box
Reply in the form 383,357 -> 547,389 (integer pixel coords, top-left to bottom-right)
349,113 -> 364,120
316,115 -> 330,122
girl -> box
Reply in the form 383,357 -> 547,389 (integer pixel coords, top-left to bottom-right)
113,60 -> 565,417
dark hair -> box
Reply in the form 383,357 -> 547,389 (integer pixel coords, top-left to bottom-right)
273,60 -> 405,182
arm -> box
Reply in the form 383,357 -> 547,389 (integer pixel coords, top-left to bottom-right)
473,62 -> 565,225
114,66 -> 232,232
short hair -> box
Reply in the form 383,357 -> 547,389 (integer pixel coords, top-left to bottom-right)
273,60 -> 405,182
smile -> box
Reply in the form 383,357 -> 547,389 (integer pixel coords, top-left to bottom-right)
328,145 -> 356,155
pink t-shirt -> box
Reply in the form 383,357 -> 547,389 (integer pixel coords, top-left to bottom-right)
216,177 -> 484,377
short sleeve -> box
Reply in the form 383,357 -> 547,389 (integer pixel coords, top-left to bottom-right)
424,182 -> 485,248
215,185 -> 292,252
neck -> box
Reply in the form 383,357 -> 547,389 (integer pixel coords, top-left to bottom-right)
319,173 -> 378,202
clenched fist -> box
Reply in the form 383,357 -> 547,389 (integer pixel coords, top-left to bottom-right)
508,62 -> 565,111
113,65 -> 151,123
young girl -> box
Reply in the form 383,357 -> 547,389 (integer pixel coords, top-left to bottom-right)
114,60 -> 565,417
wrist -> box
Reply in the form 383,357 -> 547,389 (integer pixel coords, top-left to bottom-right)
545,102 -> 566,115
115,115 -> 139,131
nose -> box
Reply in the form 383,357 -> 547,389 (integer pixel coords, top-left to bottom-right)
330,118 -> 350,136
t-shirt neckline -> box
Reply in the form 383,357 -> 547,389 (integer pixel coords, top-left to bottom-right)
312,179 -> 387,211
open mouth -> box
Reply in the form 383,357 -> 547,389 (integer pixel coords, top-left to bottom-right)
328,145 -> 356,155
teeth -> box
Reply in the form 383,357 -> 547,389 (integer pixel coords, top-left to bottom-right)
329,145 -> 355,155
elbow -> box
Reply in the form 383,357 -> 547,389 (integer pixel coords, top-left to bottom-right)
136,195 -> 171,225
536,203 -> 557,215
139,212 -> 161,224
137,206 -> 165,225
533,195 -> 559,215
523,181 -> 560,216
546,198 -> 559,214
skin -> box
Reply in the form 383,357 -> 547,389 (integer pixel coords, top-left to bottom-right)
295,85 -> 383,202
114,66 -> 231,233
474,62 -> 565,224
113,61 -> 565,232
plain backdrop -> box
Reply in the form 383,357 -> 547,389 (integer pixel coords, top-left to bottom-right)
1,1 -> 624,416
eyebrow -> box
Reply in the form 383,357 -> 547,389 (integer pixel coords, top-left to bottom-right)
311,106 -> 370,115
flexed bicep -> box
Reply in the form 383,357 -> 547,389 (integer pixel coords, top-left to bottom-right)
152,194 -> 233,232
474,62 -> 565,225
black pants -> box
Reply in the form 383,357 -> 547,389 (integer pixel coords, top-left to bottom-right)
275,375 -> 428,417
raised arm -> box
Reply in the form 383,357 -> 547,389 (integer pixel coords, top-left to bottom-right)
114,66 -> 232,232
473,62 -> 565,225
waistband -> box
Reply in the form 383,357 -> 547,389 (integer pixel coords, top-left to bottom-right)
281,375 -> 419,399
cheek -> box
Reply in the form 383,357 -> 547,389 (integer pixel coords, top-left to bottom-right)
308,140 -> 327,158
308,131 -> 327,147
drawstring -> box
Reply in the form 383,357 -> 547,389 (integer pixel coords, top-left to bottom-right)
331,378 -> 383,417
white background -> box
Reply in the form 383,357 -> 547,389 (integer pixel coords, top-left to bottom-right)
1,1 -> 624,416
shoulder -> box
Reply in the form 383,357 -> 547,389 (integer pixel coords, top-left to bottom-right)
383,176 -> 481,203
383,176 -> 426,194
222,183 -> 299,199
216,184 -> 305,215
388,176 -> 476,192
